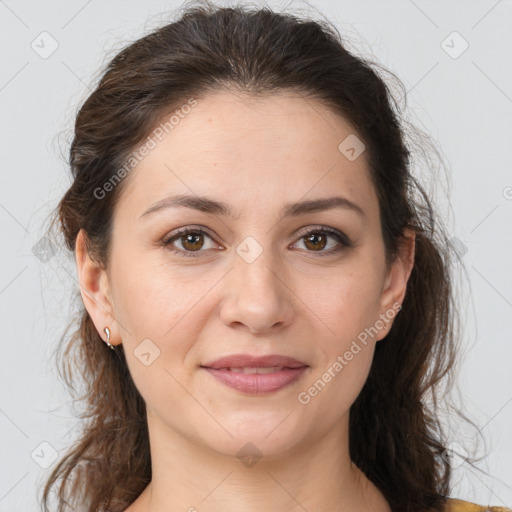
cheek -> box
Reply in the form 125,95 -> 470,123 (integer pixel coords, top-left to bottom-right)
300,259 -> 384,339
111,249 -> 216,337
307,258 -> 384,415
109,254 -> 222,381
295,331 -> 375,440
297,255 -> 383,408
326,347 -> 374,417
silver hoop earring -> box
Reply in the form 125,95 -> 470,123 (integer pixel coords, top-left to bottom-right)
103,327 -> 115,350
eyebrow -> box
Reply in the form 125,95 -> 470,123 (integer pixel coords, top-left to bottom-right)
138,194 -> 366,220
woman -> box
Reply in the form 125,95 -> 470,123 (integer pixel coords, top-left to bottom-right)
41,1 -> 510,511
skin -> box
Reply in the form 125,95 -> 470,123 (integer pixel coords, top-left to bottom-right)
76,89 -> 415,512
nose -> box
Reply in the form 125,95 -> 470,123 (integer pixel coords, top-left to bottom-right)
219,248 -> 295,334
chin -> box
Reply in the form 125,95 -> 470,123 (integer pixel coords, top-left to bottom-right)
200,417 -> 306,462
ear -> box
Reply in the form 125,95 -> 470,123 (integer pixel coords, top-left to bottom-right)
75,229 -> 121,347
375,227 -> 416,341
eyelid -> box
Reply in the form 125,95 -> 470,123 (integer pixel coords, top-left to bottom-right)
163,224 -> 216,239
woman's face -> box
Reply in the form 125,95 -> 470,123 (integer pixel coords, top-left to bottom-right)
81,90 -> 414,460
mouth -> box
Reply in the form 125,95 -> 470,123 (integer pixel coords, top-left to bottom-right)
200,363 -> 309,394
200,353 -> 309,394
201,353 -> 308,370
210,366 -> 298,374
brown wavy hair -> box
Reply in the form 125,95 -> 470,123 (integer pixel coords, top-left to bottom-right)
41,1 -> 480,511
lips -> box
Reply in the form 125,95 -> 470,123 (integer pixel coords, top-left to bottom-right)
200,354 -> 309,394
201,353 -> 308,370
224,366 -> 286,374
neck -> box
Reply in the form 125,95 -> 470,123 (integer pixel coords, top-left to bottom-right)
131,411 -> 391,512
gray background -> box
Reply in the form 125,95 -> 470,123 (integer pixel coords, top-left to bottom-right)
0,0 -> 511,510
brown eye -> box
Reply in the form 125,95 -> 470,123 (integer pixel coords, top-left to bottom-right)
303,232 -> 327,251
181,232 -> 204,251
163,228 -> 219,257
292,227 -> 351,257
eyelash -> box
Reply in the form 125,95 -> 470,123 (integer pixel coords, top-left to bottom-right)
162,226 -> 352,258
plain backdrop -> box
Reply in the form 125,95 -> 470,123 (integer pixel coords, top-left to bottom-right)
0,0 -> 511,510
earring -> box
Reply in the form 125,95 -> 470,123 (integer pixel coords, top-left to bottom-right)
103,327 -> 115,350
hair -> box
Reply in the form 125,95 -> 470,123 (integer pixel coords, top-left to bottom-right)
41,1 -> 479,511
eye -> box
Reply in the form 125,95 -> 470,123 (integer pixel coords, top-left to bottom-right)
162,225 -> 351,258
162,227 -> 221,257
291,226 -> 351,256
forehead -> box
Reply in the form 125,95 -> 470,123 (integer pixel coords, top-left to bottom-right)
116,89 -> 379,223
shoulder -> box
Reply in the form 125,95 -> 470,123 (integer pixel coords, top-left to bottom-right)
445,498 -> 512,512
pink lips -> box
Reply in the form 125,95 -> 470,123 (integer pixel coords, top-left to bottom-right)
200,354 -> 309,395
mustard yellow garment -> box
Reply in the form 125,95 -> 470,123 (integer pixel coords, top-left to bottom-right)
446,498 -> 512,511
